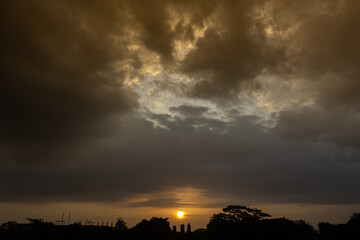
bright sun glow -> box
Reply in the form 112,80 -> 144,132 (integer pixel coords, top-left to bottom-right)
177,211 -> 184,218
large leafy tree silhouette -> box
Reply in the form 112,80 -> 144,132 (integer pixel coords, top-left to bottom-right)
210,205 -> 271,224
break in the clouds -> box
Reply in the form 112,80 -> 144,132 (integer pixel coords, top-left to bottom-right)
1,0 -> 360,223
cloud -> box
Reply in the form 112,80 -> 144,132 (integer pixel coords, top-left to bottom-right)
179,1 -> 284,100
0,108 -> 359,205
1,0 -> 360,213
283,1 -> 360,111
127,198 -> 194,208
126,0 -> 175,65
272,107 -> 360,147
0,1 -> 138,162
264,1 -> 360,147
272,108 -> 340,140
169,105 -> 209,117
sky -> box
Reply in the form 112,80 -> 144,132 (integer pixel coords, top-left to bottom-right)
1,0 -> 360,229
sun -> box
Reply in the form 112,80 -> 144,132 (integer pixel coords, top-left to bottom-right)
177,211 -> 185,218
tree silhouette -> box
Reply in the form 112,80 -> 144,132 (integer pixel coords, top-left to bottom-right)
131,217 -> 172,240
222,205 -> 271,221
0,221 -> 18,232
207,205 -> 270,240
348,212 -> 360,225
115,217 -> 128,231
209,205 -> 271,224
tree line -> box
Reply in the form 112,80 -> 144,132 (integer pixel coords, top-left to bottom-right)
1,205 -> 359,240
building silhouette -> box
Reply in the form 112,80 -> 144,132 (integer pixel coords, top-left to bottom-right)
187,223 -> 191,233
180,224 -> 185,234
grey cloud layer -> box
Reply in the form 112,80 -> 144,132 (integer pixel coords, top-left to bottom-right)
0,111 -> 359,205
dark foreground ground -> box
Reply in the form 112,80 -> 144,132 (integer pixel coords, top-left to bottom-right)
1,205 -> 359,240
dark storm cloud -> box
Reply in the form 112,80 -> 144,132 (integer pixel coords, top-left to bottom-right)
174,0 -> 360,106
1,0 -> 360,210
179,1 -> 284,99
0,0 -> 138,162
269,1 -> 360,147
126,0 -> 175,64
169,0 -> 360,149
284,1 -> 360,110
0,0 -> 224,158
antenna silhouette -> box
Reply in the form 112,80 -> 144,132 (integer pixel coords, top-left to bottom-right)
56,213 -> 65,225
